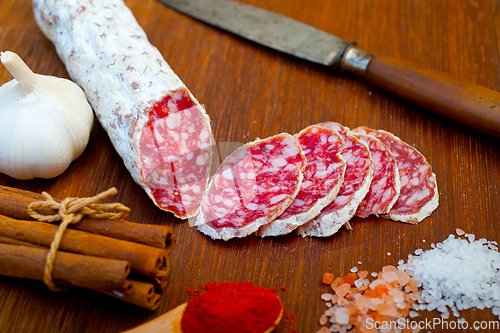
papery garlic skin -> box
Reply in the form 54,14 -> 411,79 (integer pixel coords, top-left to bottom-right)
0,51 -> 94,180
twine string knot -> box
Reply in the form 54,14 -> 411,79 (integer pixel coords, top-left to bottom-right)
27,187 -> 130,291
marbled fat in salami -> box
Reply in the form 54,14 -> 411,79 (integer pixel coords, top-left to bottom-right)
196,133 -> 306,240
351,132 -> 400,218
33,0 -> 213,219
258,125 -> 346,237
298,123 -> 373,237
354,127 -> 438,223
139,91 -> 212,218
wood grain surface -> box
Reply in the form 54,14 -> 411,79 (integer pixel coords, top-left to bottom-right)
1,0 -> 499,332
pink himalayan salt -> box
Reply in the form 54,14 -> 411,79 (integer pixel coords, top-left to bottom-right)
381,271 -> 398,283
396,269 -> 411,286
335,283 -> 351,298
321,293 -> 333,301
357,270 -> 369,279
317,265 -> 420,333
382,265 -> 397,272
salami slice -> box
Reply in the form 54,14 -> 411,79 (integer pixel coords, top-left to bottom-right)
351,132 -> 400,218
353,127 -> 438,223
33,0 -> 213,219
298,123 -> 373,237
258,125 -> 346,237
196,133 -> 306,240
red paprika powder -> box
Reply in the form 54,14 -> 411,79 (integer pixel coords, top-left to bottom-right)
180,281 -> 283,333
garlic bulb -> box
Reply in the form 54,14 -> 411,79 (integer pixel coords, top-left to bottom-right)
0,51 -> 94,180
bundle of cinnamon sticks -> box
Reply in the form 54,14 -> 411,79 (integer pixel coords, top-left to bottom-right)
0,185 -> 175,310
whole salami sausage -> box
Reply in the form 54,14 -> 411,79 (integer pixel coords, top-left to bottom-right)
196,133 -> 306,240
351,132 -> 400,218
353,127 -> 438,223
298,123 -> 373,237
33,0 -> 213,219
258,125 -> 346,237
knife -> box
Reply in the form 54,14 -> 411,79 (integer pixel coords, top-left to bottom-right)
157,0 -> 500,136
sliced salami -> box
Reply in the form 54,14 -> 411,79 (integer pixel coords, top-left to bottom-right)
353,127 -> 438,223
196,133 -> 306,240
298,123 -> 373,237
351,132 -> 400,218
33,0 -> 213,219
258,125 -> 346,237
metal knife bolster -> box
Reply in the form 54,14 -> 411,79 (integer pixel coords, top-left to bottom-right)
338,45 -> 374,75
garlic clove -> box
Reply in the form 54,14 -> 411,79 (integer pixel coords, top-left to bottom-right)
0,51 -> 94,180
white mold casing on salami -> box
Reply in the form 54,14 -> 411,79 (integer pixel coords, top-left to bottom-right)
196,133 -> 307,241
33,0 -> 213,219
298,123 -> 374,237
258,125 -> 346,237
354,127 -> 438,223
351,132 -> 401,218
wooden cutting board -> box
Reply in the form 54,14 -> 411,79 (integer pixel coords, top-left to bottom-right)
0,0 -> 499,332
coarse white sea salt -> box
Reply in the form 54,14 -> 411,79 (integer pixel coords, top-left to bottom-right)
398,233 -> 500,319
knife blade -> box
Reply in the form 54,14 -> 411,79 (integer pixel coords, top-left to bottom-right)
158,0 -> 500,136
157,0 -> 356,68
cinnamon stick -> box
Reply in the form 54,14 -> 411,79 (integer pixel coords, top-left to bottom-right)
104,280 -> 162,310
0,185 -> 175,251
129,262 -> 171,292
0,185 -> 46,220
0,235 -> 45,248
0,186 -> 174,309
0,214 -> 167,276
0,243 -> 131,293
74,218 -> 175,252
155,266 -> 170,291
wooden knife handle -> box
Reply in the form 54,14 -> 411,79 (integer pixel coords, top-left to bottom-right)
364,55 -> 500,136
